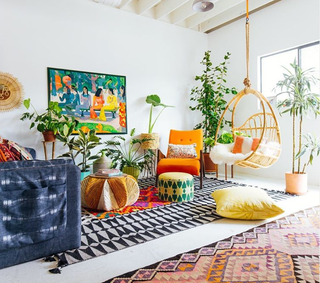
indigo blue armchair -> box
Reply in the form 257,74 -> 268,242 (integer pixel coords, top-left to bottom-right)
0,148 -> 81,269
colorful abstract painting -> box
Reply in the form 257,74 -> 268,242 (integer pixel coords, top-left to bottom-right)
47,67 -> 127,134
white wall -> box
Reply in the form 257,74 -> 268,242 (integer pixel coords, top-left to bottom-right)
208,0 -> 320,186
0,0 -> 207,158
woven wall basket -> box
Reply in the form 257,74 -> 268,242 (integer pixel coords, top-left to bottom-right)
141,133 -> 160,149
0,72 -> 24,112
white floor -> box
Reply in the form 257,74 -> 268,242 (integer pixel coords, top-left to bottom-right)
0,173 -> 319,283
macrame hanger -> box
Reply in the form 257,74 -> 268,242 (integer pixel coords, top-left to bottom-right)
243,0 -> 251,89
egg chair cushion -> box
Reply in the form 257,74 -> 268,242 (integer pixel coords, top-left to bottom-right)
209,143 -> 251,165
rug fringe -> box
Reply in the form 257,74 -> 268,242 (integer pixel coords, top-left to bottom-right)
49,267 -> 62,274
45,254 -> 68,274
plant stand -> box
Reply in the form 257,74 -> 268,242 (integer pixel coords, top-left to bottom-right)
143,149 -> 157,177
42,141 -> 55,160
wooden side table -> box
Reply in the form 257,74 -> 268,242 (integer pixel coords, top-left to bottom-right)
42,141 -> 55,160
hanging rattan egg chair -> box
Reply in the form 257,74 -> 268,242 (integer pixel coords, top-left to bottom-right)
213,0 -> 281,169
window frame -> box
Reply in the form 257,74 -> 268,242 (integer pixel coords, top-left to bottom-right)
259,41 -> 320,97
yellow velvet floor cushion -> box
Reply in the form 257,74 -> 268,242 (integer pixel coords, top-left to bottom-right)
211,186 -> 284,220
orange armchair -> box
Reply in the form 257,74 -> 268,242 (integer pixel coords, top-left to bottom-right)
156,129 -> 205,189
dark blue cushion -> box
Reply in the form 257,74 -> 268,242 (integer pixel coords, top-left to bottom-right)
0,159 -> 71,251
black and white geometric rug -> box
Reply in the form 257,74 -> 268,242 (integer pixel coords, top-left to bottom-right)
48,176 -> 295,273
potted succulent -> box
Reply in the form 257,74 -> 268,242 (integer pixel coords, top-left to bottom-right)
275,59 -> 320,194
104,128 -> 154,179
190,51 -> 237,172
141,94 -> 174,149
57,128 -> 101,179
20,98 -> 65,141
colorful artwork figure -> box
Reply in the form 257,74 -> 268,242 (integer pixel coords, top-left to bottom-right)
47,67 -> 127,134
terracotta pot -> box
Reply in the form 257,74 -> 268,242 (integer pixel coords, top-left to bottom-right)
285,172 -> 308,195
203,152 -> 218,173
42,130 -> 56,142
141,133 -> 159,150
122,166 -> 140,180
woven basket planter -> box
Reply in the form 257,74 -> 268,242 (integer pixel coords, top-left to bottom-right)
141,133 -> 159,149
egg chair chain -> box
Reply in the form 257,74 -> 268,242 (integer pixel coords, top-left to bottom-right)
244,0 -> 251,89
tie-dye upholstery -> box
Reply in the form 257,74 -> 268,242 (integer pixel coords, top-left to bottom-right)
0,157 -> 81,269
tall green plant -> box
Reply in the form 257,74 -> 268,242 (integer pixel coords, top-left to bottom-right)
190,51 -> 237,152
275,59 -> 320,174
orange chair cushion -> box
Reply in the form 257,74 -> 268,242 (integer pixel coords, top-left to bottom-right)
157,158 -> 200,176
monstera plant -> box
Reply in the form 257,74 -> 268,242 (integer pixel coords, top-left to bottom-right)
141,94 -> 174,150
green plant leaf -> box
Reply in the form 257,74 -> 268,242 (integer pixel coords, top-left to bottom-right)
23,98 -> 31,109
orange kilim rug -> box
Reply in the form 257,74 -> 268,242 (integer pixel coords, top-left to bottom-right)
84,185 -> 170,219
104,206 -> 320,283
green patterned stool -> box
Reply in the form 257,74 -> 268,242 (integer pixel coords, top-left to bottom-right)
158,172 -> 194,202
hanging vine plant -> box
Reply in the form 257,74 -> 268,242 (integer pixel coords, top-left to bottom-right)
190,51 -> 237,152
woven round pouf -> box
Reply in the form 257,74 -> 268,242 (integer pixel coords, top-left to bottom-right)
158,172 -> 194,202
81,174 -> 139,211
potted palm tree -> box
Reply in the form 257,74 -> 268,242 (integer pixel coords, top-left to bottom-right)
190,51 -> 237,172
141,94 -> 174,150
275,59 -> 320,194
104,128 -> 154,179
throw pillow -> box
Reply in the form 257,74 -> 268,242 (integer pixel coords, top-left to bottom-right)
211,186 -> 284,220
0,137 -> 33,162
167,143 -> 197,159
232,136 -> 260,154
258,140 -> 281,157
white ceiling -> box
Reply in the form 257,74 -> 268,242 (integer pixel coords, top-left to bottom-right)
91,0 -> 281,33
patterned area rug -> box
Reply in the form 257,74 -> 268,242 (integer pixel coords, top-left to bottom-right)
49,177 -> 295,273
83,186 -> 170,219
105,206 -> 320,283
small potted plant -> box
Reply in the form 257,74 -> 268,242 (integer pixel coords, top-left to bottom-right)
275,59 -> 320,194
141,94 -> 174,149
20,98 -> 65,141
58,128 -> 101,179
104,128 -> 154,179
285,133 -> 320,194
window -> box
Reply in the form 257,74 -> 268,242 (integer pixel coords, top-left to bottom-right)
259,41 -> 320,99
